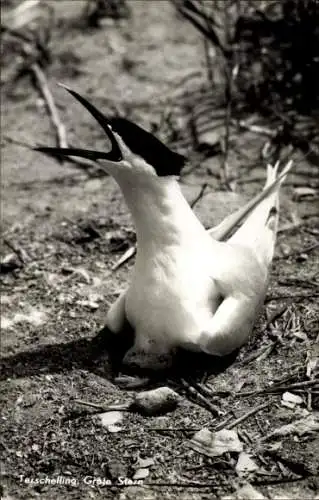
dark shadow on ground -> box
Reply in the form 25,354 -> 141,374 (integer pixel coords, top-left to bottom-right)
0,329 -> 239,385
0,337 -> 104,381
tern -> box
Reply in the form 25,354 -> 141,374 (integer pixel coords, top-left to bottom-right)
35,85 -> 293,378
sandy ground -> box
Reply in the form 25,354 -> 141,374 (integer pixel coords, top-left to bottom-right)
1,2 -> 319,499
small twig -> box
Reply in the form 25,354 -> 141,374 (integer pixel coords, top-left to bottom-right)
31,63 -> 68,149
111,245 -> 136,271
278,278 -> 319,289
235,379 -> 318,398
199,0 -> 214,86
219,66 -> 235,191
195,383 -> 216,397
190,183 -> 208,208
253,476 -> 310,486
265,305 -> 287,328
234,119 -> 277,138
3,238 -> 30,264
176,1 -> 228,59
214,401 -> 272,432
74,399 -> 130,412
266,291 -> 319,302
275,242 -> 319,261
306,350 -> 317,411
290,389 -> 319,395
240,342 -> 277,365
180,379 -> 222,416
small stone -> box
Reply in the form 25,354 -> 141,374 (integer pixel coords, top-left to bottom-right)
0,253 -> 21,273
132,387 -> 180,416
100,411 -> 123,431
296,253 -> 308,262
236,452 -> 259,476
282,392 -> 303,407
132,468 -> 149,480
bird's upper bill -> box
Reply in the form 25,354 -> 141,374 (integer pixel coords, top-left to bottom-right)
35,84 -> 187,177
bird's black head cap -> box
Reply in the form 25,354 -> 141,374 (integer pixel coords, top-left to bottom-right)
34,84 -> 187,177
108,117 -> 186,176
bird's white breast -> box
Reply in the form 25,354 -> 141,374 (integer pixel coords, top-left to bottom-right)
125,240 -> 219,354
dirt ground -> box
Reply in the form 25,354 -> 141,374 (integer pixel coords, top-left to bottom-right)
1,2 -> 319,499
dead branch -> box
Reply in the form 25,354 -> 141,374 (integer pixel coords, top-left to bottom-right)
111,245 -> 136,271
214,401 -> 272,432
180,379 -> 222,416
190,183 -> 208,208
30,63 -> 67,149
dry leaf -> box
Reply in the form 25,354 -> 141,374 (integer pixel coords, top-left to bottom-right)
189,428 -> 243,457
133,458 -> 155,469
132,468 -> 149,480
261,414 -> 319,441
281,392 -> 303,408
235,452 -> 259,477
100,411 -> 123,432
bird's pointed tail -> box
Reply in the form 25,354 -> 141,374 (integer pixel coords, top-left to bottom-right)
229,160 -> 292,266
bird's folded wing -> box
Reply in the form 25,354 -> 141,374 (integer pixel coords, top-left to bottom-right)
198,293 -> 263,356
105,290 -> 128,333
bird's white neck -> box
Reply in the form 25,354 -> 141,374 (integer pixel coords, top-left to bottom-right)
115,173 -> 206,250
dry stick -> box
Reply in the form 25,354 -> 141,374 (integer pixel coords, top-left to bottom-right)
190,183 -> 208,209
220,77 -> 233,191
234,119 -> 277,138
265,304 -> 287,328
240,342 -> 277,365
278,278 -> 319,289
203,36 -> 213,86
74,399 -> 130,412
3,238 -> 30,264
266,291 -> 319,302
180,379 -> 221,417
199,0 -> 214,86
218,0 -> 236,192
31,63 -> 67,149
111,245 -> 136,272
235,379 -> 318,398
30,64 -> 100,173
214,401 -> 272,432
276,242 -> 319,261
306,352 -> 316,411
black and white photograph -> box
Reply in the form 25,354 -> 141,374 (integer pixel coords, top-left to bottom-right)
1,0 -> 319,498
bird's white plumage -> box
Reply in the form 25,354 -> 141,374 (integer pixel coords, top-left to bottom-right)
38,85 -> 292,366
104,159 -> 292,360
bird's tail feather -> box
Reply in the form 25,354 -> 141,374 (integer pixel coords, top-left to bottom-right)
208,161 -> 293,242
229,160 -> 292,266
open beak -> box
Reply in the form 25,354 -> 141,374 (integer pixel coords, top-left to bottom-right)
34,84 -> 123,162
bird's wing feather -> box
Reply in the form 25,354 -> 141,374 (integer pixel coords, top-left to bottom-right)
199,162 -> 293,357
90,290 -> 135,374
105,290 -> 128,333
199,293 -> 263,356
207,160 -> 293,242
229,160 -> 292,266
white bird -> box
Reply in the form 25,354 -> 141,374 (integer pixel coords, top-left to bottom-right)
36,85 -> 293,377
